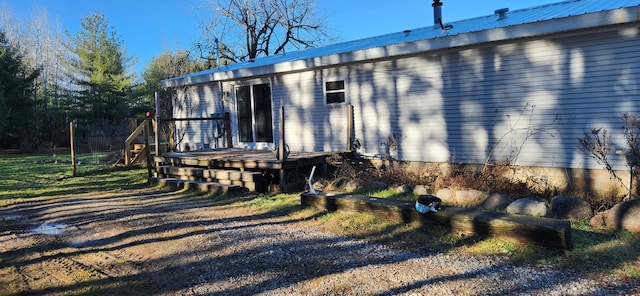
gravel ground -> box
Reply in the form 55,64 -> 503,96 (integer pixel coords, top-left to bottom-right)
172,215 -> 636,296
1,188 -> 638,295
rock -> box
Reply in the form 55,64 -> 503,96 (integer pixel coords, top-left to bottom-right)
364,181 -> 387,191
589,214 -> 606,228
506,197 -> 549,217
590,199 -> 640,232
435,188 -> 455,205
413,185 -> 430,196
455,189 -> 489,207
551,196 -> 593,220
395,184 -> 413,194
345,180 -> 362,192
435,188 -> 488,207
482,193 -> 513,211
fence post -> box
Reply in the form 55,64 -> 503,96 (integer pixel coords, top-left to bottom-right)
70,121 -> 76,176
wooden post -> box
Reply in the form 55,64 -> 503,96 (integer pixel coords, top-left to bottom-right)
144,119 -> 153,183
69,121 -> 76,176
224,112 -> 232,148
129,118 -> 137,134
279,106 -> 285,189
154,91 -> 160,156
347,104 -> 354,152
278,106 -> 285,161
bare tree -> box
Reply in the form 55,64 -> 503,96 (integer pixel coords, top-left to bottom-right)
195,0 -> 334,64
579,113 -> 640,200
0,6 -> 65,145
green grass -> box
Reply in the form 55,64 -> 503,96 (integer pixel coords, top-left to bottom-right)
0,152 -> 149,204
242,193 -> 302,213
354,188 -> 417,201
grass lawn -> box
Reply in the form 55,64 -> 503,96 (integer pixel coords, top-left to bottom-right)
0,151 -> 149,204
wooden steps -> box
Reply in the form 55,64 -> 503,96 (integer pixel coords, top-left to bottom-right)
156,165 -> 264,192
156,178 -> 248,195
300,192 -> 572,250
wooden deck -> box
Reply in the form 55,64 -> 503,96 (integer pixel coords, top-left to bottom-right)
156,149 -> 328,169
154,148 -> 329,193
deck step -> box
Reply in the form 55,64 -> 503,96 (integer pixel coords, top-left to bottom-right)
157,166 -> 262,181
156,178 -> 247,195
157,166 -> 205,178
156,166 -> 263,192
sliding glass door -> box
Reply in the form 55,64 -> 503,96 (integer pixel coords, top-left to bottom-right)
235,83 -> 273,144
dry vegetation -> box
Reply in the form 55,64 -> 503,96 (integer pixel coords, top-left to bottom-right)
325,153 -> 570,202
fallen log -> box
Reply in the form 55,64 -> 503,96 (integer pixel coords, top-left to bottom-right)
300,191 -> 572,250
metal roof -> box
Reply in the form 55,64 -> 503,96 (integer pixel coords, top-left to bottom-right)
164,0 -> 640,86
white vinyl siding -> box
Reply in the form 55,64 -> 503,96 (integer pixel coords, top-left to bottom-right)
259,25 -> 640,171
345,27 -> 640,170
173,83 -> 226,150
271,71 -> 348,152
171,23 -> 640,172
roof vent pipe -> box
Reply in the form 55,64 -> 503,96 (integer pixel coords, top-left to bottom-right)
432,0 -> 443,29
495,8 -> 509,20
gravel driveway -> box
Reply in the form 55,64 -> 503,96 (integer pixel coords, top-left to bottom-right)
0,188 -> 637,295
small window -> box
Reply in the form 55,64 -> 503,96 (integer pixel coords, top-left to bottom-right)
325,80 -> 346,104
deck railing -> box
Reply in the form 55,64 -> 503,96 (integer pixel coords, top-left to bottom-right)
155,112 -> 232,155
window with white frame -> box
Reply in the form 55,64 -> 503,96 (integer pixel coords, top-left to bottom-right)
324,79 -> 346,104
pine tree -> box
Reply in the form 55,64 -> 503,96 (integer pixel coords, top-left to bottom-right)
61,12 -> 134,129
0,31 -> 39,148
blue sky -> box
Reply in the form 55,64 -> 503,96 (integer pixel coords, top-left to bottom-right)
1,0 -> 560,75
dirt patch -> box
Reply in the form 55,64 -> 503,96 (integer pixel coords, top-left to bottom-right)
0,189 -> 232,295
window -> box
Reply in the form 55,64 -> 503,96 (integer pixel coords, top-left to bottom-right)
325,80 -> 346,104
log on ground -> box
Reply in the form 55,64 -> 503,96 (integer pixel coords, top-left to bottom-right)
300,192 -> 572,250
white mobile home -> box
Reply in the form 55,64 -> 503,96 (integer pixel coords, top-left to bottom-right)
161,0 -> 640,194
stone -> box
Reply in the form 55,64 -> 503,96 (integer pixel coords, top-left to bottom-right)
345,180 -> 362,192
413,185 -> 430,196
395,184 -> 413,194
435,188 -> 455,205
551,196 -> 593,220
590,199 -> 640,232
364,181 -> 387,191
506,197 -> 549,217
482,193 -> 513,211
455,189 -> 489,207
589,214 -> 606,228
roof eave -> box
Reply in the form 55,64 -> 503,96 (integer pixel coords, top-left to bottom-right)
162,6 -> 640,88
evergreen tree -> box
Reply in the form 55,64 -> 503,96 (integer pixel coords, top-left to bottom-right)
0,31 -> 39,148
61,12 -> 134,130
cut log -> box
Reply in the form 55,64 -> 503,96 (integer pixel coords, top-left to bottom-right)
300,192 -> 572,250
